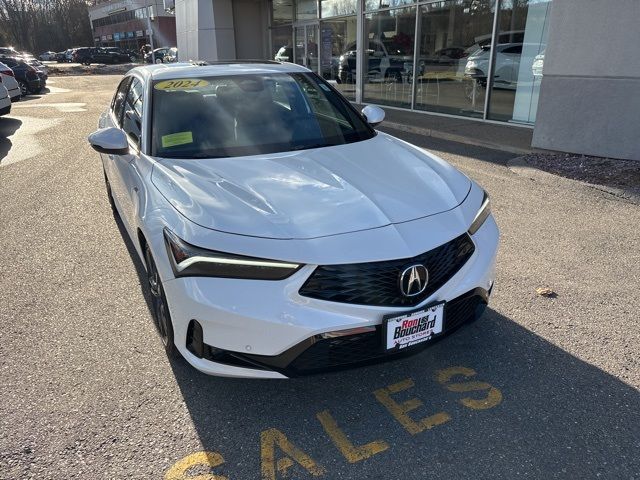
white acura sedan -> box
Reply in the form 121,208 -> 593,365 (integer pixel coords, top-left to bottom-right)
88,62 -> 498,378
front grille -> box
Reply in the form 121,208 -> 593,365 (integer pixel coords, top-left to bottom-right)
299,234 -> 475,307
287,292 -> 485,375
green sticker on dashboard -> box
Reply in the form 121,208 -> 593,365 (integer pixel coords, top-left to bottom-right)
162,131 -> 193,148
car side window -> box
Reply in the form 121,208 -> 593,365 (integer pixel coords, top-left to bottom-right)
503,46 -> 523,55
122,78 -> 144,147
111,77 -> 131,126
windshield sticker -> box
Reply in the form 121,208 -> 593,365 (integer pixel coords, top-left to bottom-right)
161,131 -> 194,148
154,79 -> 210,91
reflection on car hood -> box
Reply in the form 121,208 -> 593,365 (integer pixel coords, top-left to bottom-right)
151,133 -> 471,240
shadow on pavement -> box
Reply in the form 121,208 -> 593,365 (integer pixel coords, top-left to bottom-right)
0,117 -> 22,162
15,91 -> 48,103
113,207 -> 639,479
162,308 -> 639,478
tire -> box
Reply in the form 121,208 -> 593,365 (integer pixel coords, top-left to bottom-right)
155,58 -> 163,64
18,81 -> 28,96
144,245 -> 176,357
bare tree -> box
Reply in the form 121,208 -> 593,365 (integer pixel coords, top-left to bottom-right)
0,0 -> 93,52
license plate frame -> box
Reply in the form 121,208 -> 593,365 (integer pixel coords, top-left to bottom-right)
382,302 -> 445,352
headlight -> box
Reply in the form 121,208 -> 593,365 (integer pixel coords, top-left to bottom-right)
468,191 -> 491,235
163,229 -> 302,280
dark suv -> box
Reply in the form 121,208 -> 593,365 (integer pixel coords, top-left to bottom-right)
73,47 -> 131,65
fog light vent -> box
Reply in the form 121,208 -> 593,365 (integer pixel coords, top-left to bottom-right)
186,319 -> 205,358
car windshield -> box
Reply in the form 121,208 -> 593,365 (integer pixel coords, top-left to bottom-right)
151,72 -> 375,159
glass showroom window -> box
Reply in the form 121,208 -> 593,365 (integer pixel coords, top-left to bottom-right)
272,26 -> 294,61
321,0 -> 356,17
416,0 -> 496,118
320,16 -> 357,100
362,7 -> 416,109
488,0 -> 552,123
365,0 -> 415,11
271,0 -> 293,60
296,0 -> 318,20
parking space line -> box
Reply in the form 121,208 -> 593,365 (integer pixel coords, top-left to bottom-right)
373,378 -> 451,435
316,409 -> 389,463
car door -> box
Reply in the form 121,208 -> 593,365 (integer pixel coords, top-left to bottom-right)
102,76 -> 141,235
102,77 -> 130,199
111,77 -> 146,235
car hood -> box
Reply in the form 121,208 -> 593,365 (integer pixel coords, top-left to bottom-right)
151,133 -> 471,240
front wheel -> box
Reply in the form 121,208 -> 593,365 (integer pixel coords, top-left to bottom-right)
18,81 -> 28,96
155,58 -> 163,64
145,245 -> 176,357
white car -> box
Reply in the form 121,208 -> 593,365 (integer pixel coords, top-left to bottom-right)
465,43 -> 524,88
88,62 -> 498,378
39,51 -> 57,61
0,62 -> 21,101
0,83 -> 11,116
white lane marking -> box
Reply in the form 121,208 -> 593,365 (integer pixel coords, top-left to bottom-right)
12,103 -> 86,112
0,116 -> 62,167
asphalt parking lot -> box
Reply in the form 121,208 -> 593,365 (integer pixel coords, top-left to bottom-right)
1,75 -> 639,480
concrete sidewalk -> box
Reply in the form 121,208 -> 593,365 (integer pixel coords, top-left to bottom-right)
360,105 -> 534,155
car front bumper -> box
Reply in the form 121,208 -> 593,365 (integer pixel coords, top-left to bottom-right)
162,214 -> 499,379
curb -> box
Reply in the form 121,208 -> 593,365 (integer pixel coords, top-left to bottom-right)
508,156 -> 640,206
382,120 -> 532,156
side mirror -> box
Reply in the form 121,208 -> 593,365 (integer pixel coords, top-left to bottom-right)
88,127 -> 129,155
362,105 -> 385,127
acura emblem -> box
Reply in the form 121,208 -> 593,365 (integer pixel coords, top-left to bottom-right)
399,264 -> 429,297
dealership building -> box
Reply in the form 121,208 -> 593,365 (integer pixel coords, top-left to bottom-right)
170,0 -> 638,161
88,0 -> 177,52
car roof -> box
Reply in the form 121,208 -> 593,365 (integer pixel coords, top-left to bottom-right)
129,61 -> 310,81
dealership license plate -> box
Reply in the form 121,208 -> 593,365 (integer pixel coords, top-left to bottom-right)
384,303 -> 445,351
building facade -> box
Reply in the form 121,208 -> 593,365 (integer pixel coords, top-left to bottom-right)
174,0 -> 639,161
89,0 -> 177,51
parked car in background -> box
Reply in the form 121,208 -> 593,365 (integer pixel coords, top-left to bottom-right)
21,56 -> 49,76
164,47 -> 178,63
0,57 -> 42,95
0,84 -> 11,116
74,47 -> 133,65
39,51 -> 57,61
72,47 -> 93,65
0,47 -> 20,57
0,61 -> 21,101
64,49 -> 77,62
55,51 -> 66,63
144,47 -> 172,64
465,43 -> 524,89
104,47 -> 137,62
338,40 -> 411,84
